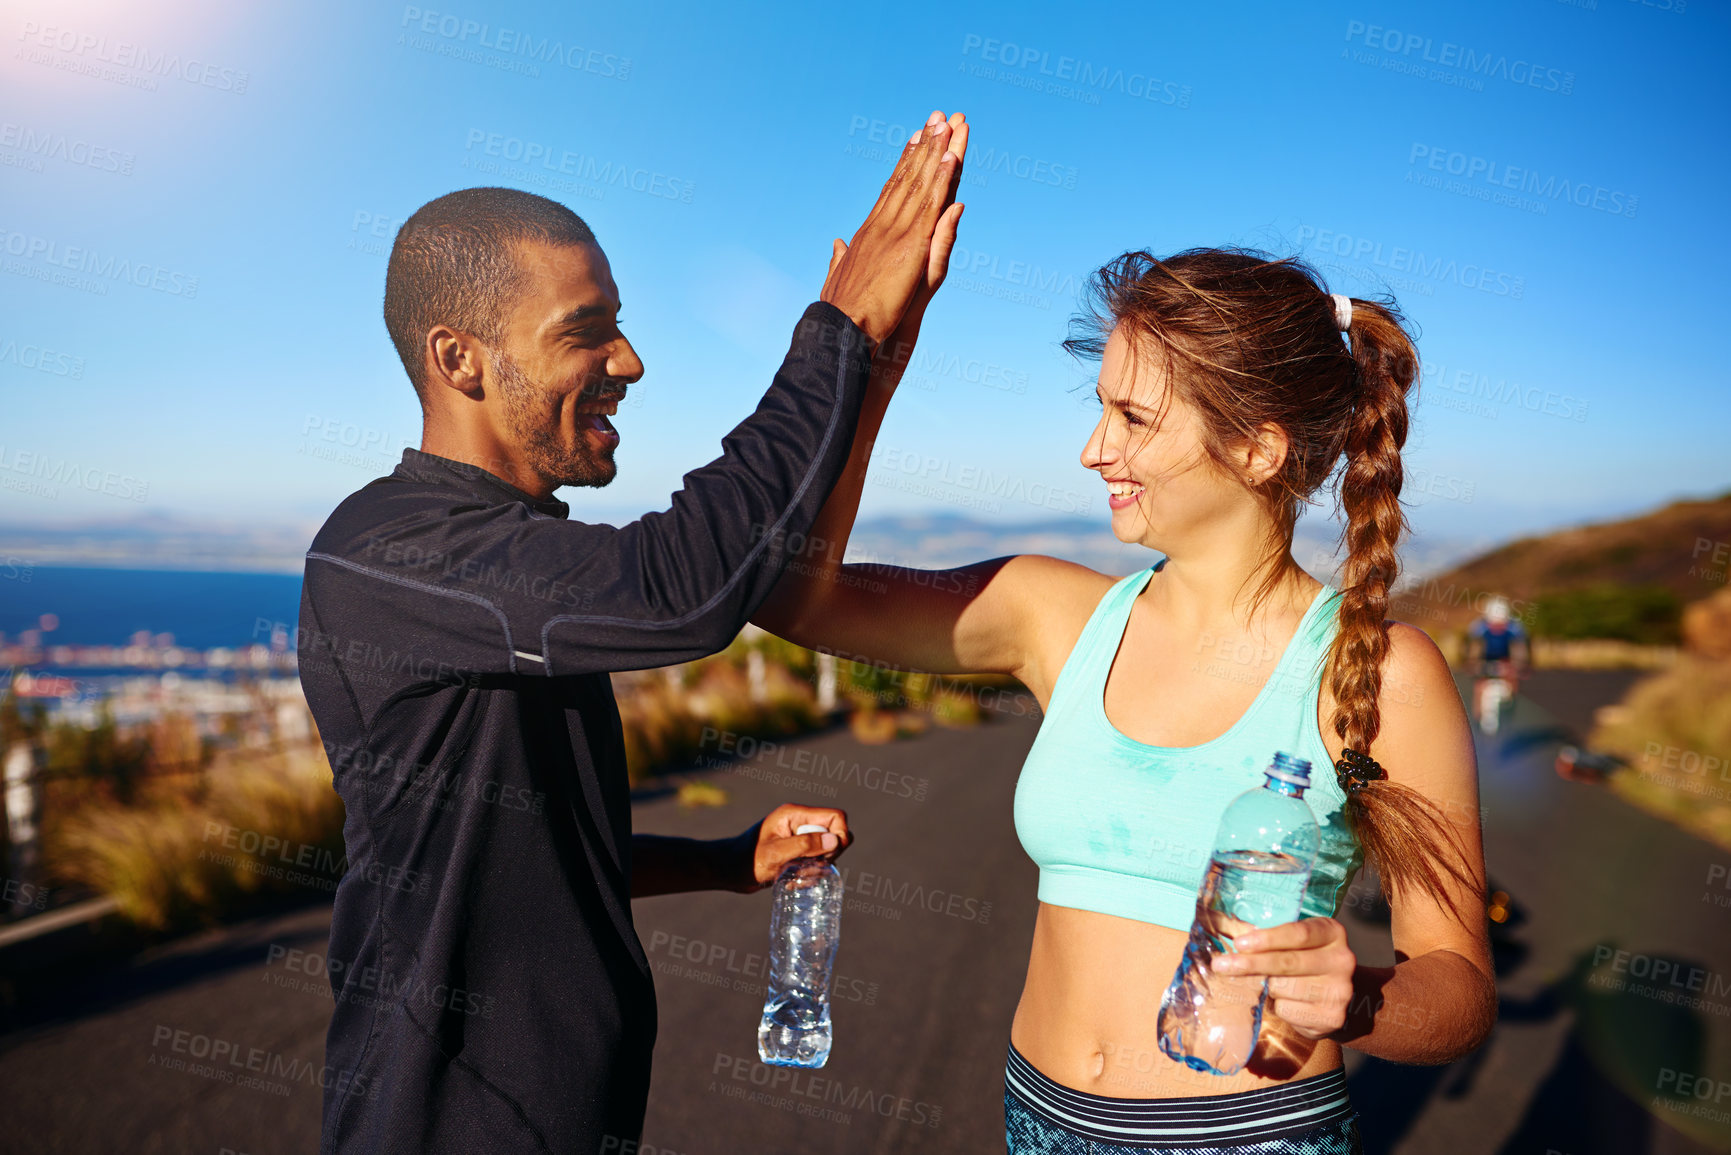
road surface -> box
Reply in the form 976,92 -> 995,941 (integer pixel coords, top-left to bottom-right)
0,672 -> 1725,1154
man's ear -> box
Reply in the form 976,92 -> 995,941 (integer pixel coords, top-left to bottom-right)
1241,421 -> 1289,485
425,325 -> 486,398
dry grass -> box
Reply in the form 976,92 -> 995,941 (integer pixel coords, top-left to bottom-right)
45,743 -> 345,931
614,657 -> 824,784
1531,639 -> 1679,670
1590,656 -> 1731,851
38,641 -> 1002,929
1430,631 -> 1679,670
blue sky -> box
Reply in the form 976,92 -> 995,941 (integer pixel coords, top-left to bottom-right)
1,0 -> 1724,566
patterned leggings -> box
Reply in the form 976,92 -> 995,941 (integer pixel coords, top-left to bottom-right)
1004,1043 -> 1362,1154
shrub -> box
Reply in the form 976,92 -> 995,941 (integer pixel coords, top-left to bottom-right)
1529,584 -> 1682,645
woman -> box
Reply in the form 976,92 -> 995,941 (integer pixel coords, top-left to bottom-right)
754,237 -> 1494,1153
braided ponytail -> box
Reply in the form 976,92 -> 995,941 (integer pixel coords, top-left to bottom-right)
1327,299 -> 1480,923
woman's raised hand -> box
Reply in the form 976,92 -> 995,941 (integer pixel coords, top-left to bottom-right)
821,110 -> 968,352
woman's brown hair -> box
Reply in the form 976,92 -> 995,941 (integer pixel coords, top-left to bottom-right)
1065,247 -> 1479,922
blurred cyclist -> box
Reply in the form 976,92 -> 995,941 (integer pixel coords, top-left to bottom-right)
1467,596 -> 1529,729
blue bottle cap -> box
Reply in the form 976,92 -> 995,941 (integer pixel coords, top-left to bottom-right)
1267,751 -> 1312,787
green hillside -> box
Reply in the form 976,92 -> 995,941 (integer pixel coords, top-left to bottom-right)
1400,491 -> 1731,638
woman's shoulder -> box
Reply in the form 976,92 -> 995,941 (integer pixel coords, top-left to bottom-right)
1000,556 -> 1151,697
992,554 -> 1136,617
1371,621 -> 1474,785
1382,621 -> 1457,708
1314,618 -> 1467,766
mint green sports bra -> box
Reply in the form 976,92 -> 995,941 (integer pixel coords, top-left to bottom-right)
1012,563 -> 1364,929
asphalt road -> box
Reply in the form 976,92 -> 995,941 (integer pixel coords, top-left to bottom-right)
1,672 -> 1726,1154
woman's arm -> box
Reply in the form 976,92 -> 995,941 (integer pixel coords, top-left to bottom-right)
746,296 -> 1041,679
751,120 -> 1106,686
748,305 -> 1105,683
1220,624 -> 1496,1064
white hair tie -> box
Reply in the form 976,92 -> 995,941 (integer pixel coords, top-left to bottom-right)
1330,293 -> 1353,331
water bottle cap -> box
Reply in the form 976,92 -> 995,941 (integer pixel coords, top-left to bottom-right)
1267,751 -> 1312,787
794,823 -> 829,835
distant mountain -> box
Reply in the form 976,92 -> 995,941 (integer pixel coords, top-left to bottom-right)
1407,491 -> 1731,631
0,515 -> 318,574
0,509 -> 1491,581
847,512 -> 1486,582
845,513 -> 1152,575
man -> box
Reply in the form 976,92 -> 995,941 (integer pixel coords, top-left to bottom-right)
299,111 -> 968,1152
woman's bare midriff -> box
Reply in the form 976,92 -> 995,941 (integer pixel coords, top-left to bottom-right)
1009,902 -> 1343,1098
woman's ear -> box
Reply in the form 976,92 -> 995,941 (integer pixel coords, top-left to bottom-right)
1241,421 -> 1290,485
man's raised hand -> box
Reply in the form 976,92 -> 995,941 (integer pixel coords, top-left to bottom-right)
821,110 -> 968,349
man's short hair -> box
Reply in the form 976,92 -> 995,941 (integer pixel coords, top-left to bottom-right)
383,187 -> 597,397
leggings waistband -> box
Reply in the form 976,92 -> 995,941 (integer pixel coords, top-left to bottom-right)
1005,1042 -> 1353,1148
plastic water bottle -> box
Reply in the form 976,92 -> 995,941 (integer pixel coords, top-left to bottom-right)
757,823 -> 843,1067
1157,752 -> 1321,1076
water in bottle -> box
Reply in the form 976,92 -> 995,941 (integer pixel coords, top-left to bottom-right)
1157,752 -> 1321,1076
757,823 -> 843,1067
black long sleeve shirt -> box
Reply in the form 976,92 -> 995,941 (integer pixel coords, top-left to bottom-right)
297,303 -> 872,1154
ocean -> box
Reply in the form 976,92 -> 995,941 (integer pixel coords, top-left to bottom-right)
0,566 -> 303,651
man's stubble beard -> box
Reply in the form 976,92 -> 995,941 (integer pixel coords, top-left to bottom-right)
492,349 -> 617,491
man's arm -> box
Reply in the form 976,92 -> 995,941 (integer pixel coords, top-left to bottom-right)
303,115 -> 967,687
304,303 -> 868,681
630,805 -> 850,898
